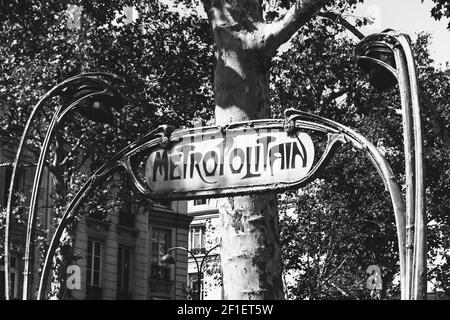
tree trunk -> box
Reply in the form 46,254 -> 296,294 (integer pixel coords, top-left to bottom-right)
202,0 -> 331,299
209,0 -> 282,300
218,195 -> 282,299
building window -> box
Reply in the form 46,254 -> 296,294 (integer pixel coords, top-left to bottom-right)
189,226 -> 205,255
0,255 -> 19,300
86,240 -> 102,299
2,166 -> 25,207
118,201 -> 135,227
187,273 -> 203,300
151,229 -> 171,280
117,246 -> 131,300
194,198 -> 208,206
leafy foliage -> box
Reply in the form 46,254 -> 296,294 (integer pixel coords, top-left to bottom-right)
272,17 -> 450,298
0,0 -> 213,298
428,0 -> 450,28
1,0 -> 449,300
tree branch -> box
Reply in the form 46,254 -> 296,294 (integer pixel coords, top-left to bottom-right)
329,281 -> 352,298
318,239 -> 335,280
263,0 -> 332,54
201,0 -> 227,29
200,0 -> 212,14
317,11 -> 365,40
321,253 -> 351,284
59,134 -> 86,167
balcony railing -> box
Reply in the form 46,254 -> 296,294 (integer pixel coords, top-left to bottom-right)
86,285 -> 103,300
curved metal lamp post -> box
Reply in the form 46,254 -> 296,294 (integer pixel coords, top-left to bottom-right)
5,72 -> 413,301
356,29 -> 426,300
161,244 -> 220,300
35,109 -> 407,300
284,109 -> 407,299
4,72 -> 124,300
35,125 -> 171,299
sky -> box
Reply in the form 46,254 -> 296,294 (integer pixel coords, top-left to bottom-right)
354,0 -> 450,67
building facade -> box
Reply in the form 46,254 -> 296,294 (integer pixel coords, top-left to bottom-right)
186,198 -> 223,300
1,138 -> 192,300
0,127 -> 53,300
68,200 -> 192,300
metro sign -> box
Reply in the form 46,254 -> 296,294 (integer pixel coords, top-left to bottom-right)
37,108 -> 407,300
141,120 -> 315,198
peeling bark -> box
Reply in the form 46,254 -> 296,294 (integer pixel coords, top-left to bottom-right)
218,194 -> 282,299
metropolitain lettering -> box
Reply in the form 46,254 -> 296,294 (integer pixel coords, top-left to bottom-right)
146,131 -> 312,187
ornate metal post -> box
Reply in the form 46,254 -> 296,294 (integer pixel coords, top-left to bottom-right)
4,72 -> 123,300
356,30 -> 426,300
161,244 -> 220,300
284,109 -> 407,300
34,109 -> 408,301
35,125 -> 170,299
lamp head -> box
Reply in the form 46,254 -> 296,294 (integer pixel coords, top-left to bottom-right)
76,93 -> 117,125
63,76 -> 125,126
356,35 -> 398,91
160,254 -> 176,266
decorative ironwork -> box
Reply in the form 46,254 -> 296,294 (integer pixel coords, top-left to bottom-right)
35,108 -> 407,300
356,29 -> 425,300
5,28 -> 424,301
4,72 -> 124,300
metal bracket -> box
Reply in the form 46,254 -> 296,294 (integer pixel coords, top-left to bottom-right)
283,117 -> 297,135
157,124 -> 176,149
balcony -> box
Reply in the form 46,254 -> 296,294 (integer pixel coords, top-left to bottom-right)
190,247 -> 206,256
149,278 -> 174,299
85,285 -> 103,300
150,265 -> 171,281
149,265 -> 174,299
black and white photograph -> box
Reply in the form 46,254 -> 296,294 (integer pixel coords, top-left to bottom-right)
1,0 -> 449,310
